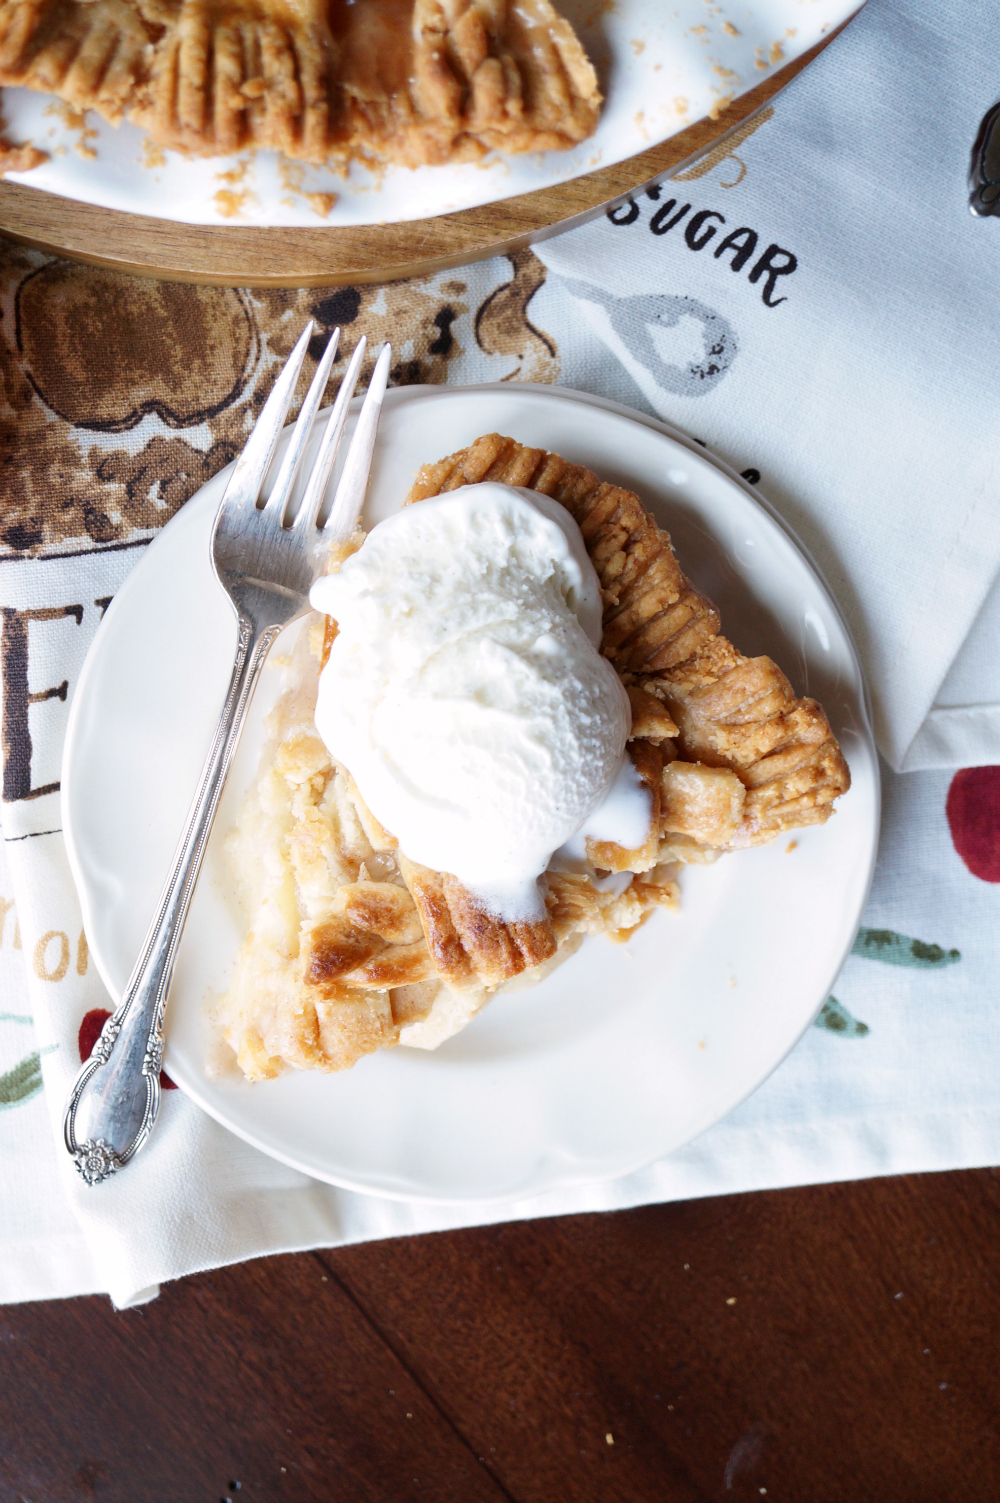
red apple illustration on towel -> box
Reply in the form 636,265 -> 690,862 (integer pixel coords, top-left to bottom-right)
78,1009 -> 176,1089
946,767 -> 1000,882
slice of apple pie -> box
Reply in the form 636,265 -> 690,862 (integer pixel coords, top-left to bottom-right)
217,432 -> 850,1083
0,0 -> 601,167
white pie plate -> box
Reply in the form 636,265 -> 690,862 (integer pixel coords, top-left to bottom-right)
63,383 -> 879,1202
1,0 -> 860,227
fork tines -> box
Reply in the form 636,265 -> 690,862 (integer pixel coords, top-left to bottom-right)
223,319 -> 390,539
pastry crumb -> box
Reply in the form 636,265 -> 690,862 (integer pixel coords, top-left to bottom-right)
305,192 -> 337,218
141,136 -> 166,169
708,92 -> 734,120
0,137 -> 46,175
214,189 -> 251,219
43,99 -> 97,158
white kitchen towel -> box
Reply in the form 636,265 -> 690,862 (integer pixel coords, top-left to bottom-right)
533,0 -> 1000,773
4,0 -> 1000,1310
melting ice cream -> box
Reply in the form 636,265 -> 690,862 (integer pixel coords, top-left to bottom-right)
308,482 -> 651,918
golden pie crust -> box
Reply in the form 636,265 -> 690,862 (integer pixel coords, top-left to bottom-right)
217,432 -> 850,1083
0,0 -> 601,166
411,432 -> 852,847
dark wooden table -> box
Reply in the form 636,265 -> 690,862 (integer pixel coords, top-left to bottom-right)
2,1168 -> 998,1501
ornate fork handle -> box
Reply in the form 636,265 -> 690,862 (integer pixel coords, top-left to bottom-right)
64,613 -> 281,1186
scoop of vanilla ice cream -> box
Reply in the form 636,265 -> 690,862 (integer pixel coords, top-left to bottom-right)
308,482 -> 635,919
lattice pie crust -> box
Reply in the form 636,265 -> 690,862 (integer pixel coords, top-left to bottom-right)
217,433 -> 850,1081
0,0 -> 601,167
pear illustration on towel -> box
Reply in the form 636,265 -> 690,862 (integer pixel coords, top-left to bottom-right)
561,280 -> 738,398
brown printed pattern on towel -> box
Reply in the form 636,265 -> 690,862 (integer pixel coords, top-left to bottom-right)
0,239 -> 557,558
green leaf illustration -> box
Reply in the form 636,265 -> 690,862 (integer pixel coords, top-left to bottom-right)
815,996 -> 870,1038
852,927 -> 960,969
0,1050 -> 43,1109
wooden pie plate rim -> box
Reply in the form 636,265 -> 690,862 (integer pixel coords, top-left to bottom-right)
0,35 -> 837,287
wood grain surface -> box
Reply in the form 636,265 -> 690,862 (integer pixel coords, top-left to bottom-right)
0,32 -> 842,288
2,1169 -> 999,1501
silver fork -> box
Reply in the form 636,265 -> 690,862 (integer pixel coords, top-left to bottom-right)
63,321 -> 393,1186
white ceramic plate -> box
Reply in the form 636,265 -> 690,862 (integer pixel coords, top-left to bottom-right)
63,384 -> 879,1202
2,0 -> 859,227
